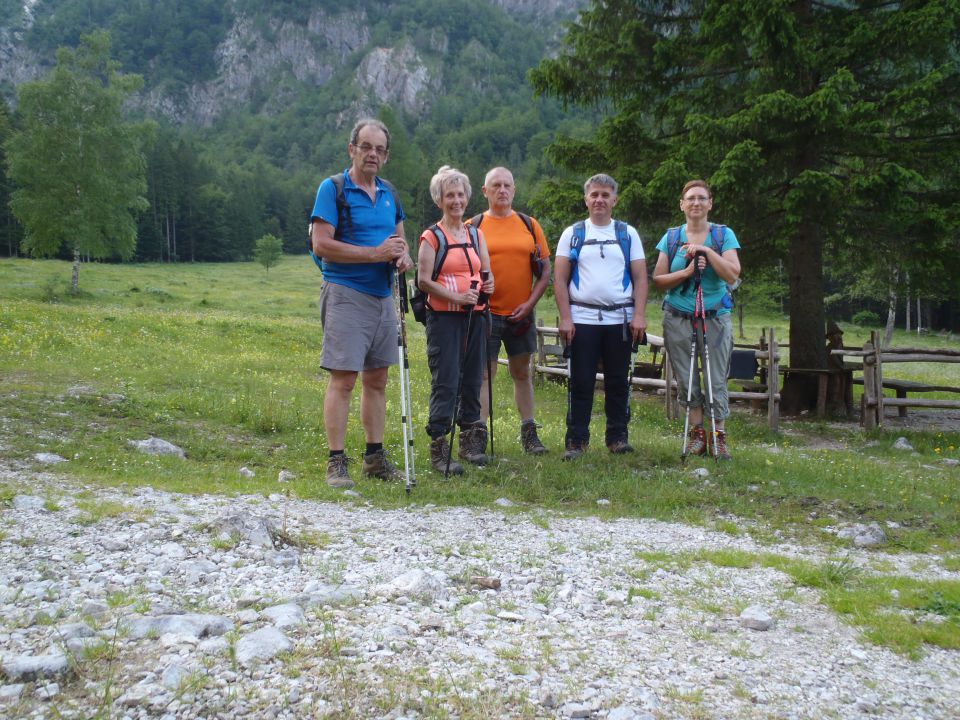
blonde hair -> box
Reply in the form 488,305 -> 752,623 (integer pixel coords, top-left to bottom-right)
430,165 -> 472,205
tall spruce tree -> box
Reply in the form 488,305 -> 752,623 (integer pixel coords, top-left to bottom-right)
531,1 -> 960,398
6,30 -> 150,290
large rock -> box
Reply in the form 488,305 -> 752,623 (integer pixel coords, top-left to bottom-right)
235,627 -> 293,666
372,569 -> 449,602
740,605 -> 774,631
128,437 -> 185,458
210,514 -> 277,549
123,614 -> 233,640
1,654 -> 71,682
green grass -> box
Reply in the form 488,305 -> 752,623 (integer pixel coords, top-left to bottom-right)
0,257 -> 958,556
689,549 -> 960,657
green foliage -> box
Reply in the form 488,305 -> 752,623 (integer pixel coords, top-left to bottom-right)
253,234 -> 283,272
531,0 -> 960,368
5,30 -> 149,269
852,310 -> 882,328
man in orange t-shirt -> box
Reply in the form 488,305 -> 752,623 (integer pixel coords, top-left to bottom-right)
468,167 -> 552,454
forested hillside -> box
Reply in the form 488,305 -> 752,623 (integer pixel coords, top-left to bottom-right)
0,0 -> 588,261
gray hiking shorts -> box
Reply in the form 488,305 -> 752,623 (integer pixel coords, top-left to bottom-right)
487,311 -> 538,359
319,282 -> 398,372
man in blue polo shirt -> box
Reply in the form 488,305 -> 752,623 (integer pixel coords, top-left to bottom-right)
310,118 -> 413,489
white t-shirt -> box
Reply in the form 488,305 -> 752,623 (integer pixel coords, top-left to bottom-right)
556,219 -> 646,325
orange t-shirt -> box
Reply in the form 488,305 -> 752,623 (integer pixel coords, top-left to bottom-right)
469,212 -> 550,316
418,222 -> 486,313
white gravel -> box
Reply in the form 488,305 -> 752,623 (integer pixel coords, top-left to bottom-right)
1,465 -> 958,719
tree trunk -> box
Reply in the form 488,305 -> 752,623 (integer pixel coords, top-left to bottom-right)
787,222 -> 826,369
883,268 -> 898,348
71,247 -> 80,294
781,222 -> 826,414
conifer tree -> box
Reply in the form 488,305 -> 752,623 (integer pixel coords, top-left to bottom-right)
532,1 -> 960,385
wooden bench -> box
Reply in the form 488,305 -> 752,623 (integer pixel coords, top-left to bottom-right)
851,377 -> 960,417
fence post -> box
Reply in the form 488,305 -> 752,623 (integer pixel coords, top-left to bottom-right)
767,327 -> 779,432
872,329 -> 884,427
861,336 -> 877,429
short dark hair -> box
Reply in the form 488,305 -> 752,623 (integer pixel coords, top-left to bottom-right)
680,179 -> 711,201
349,118 -> 391,150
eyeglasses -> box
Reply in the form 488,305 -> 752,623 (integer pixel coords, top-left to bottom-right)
354,142 -> 389,157
683,195 -> 711,204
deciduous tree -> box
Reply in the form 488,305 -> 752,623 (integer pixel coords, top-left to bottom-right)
5,30 -> 150,290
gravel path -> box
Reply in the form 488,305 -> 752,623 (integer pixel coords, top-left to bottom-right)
1,463 -> 958,719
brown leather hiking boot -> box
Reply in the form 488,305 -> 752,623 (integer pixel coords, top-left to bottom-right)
684,426 -> 707,457
457,422 -> 489,465
711,430 -> 732,461
325,454 -> 354,489
562,442 -> 588,461
362,448 -> 403,481
607,438 -> 635,454
520,420 -> 548,455
430,436 -> 464,475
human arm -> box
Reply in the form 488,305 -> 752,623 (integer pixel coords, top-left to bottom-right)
477,230 -> 495,297
629,259 -> 648,342
553,255 -> 575,345
652,249 -> 700,292
393,221 -> 415,272
311,219 -> 408,265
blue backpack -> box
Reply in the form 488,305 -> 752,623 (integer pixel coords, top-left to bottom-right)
568,219 -> 632,290
665,223 -> 726,269
665,223 -> 736,307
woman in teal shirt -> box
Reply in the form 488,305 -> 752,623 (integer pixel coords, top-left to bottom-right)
653,180 -> 741,459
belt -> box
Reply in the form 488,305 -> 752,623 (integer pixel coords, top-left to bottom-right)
570,300 -> 633,322
665,305 -> 717,320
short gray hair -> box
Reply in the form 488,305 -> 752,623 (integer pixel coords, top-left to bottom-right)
349,118 -> 391,149
430,165 -> 472,205
583,173 -> 618,195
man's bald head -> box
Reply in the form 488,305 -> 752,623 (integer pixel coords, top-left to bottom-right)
482,167 -> 517,216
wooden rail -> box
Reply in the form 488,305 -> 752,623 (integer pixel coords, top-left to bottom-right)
841,330 -> 960,428
534,322 -> 781,431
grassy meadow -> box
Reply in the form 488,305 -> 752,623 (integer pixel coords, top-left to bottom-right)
0,256 -> 956,545
2,255 -> 959,655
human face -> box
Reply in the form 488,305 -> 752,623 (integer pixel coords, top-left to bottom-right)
584,183 -> 618,224
482,170 -> 516,213
348,126 -> 389,179
439,182 -> 468,222
680,187 -> 712,220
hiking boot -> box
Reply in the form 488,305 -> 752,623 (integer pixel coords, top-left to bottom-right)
607,438 -> 635,454
684,426 -> 707,457
711,430 -> 732,461
562,442 -> 587,462
362,448 -> 403,481
520,420 -> 548,455
326,454 -> 354,489
458,422 -> 489,466
430,436 -> 464,476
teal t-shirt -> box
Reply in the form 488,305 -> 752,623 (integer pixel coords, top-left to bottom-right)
655,224 -> 740,314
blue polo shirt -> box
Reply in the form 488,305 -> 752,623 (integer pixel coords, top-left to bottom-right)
311,169 -> 405,298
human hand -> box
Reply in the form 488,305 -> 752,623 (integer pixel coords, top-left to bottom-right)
459,287 -> 480,306
481,272 -> 495,296
509,301 -> 533,322
395,251 -> 415,273
559,317 -> 575,345
629,314 -> 647,343
377,234 -> 408,262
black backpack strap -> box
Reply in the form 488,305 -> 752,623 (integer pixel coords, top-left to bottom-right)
470,213 -> 484,229
378,177 -> 404,225
429,224 -> 477,281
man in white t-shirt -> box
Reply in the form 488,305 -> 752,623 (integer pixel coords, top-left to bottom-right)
554,173 -> 648,460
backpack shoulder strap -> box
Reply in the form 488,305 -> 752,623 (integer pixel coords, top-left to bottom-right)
666,226 -> 684,267
469,213 -> 484,229
516,212 -> 537,246
568,221 -> 587,289
378,177 -> 403,225
428,224 -> 448,282
466,223 -> 480,252
330,173 -> 349,241
709,223 -> 726,254
614,220 -> 632,290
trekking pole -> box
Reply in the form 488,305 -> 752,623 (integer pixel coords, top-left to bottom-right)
697,277 -> 720,460
393,270 -> 416,494
680,262 -> 704,461
480,270 -> 494,460
446,280 -> 479,478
